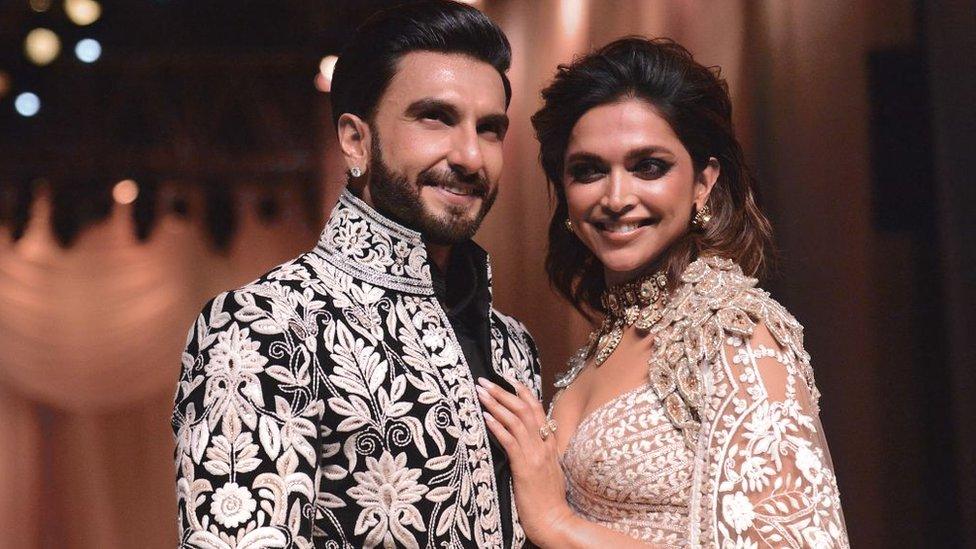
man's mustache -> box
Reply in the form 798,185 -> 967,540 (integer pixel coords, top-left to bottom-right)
417,169 -> 489,197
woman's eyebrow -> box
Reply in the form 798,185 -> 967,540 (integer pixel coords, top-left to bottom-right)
565,151 -> 604,164
624,146 -> 674,162
565,146 -> 675,166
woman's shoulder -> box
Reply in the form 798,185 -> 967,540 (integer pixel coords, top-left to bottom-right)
647,256 -> 818,446
663,255 -> 807,362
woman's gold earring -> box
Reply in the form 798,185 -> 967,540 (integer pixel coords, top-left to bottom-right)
564,218 -> 574,233
350,166 -> 363,178
692,203 -> 712,230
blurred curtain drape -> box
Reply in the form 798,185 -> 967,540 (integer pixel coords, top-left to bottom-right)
0,1 -> 886,547
0,187 -> 321,547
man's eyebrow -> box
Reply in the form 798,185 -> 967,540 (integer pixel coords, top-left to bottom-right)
404,98 -> 460,119
479,113 -> 509,132
405,98 -> 508,132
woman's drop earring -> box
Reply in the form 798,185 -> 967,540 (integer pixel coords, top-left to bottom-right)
350,166 -> 363,178
692,203 -> 712,230
564,218 -> 574,233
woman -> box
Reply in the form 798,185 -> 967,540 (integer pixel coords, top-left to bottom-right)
475,37 -> 849,548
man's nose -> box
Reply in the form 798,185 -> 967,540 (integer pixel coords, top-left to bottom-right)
446,124 -> 485,177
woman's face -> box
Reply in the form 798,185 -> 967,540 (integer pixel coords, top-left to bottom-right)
562,98 -> 718,286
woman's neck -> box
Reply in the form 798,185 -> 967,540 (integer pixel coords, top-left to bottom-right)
604,263 -> 659,288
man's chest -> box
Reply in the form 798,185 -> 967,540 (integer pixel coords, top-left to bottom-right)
304,286 -> 533,547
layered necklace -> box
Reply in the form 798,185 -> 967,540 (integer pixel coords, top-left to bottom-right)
585,270 -> 670,367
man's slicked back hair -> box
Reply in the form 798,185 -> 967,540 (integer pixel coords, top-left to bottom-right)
329,0 -> 512,128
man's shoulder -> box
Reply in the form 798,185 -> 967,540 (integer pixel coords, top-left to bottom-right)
196,251 -> 326,321
240,251 -> 318,294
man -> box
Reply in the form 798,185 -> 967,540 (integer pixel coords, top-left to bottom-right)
171,1 -> 541,548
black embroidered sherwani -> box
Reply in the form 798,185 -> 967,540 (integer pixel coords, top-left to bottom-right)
172,189 -> 542,548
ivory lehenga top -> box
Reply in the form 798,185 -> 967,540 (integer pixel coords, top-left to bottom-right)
550,257 -> 850,548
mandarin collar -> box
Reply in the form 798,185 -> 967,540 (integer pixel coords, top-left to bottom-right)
313,187 -> 493,297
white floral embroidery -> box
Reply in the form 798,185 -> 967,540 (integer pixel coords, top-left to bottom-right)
332,219 -> 371,257
348,452 -> 429,549
795,443 -> 824,485
204,323 -> 268,430
211,482 -> 257,529
738,455 -> 774,492
721,492 -> 755,534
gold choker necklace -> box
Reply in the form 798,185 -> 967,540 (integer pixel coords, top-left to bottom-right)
586,270 -> 669,367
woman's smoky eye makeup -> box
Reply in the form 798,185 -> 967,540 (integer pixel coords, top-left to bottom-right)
632,157 -> 673,179
565,155 -> 674,183
566,161 -> 605,183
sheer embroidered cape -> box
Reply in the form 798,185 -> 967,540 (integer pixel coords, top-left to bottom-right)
172,189 -> 542,548
552,256 -> 849,548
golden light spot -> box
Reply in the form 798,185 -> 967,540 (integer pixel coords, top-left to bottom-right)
113,180 -> 139,204
25,28 -> 61,66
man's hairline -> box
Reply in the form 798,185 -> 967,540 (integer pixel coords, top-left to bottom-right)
334,49 -> 510,133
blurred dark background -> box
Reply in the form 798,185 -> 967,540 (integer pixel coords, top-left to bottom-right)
0,1 -> 973,547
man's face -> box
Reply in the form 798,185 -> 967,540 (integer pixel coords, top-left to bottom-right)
364,51 -> 509,244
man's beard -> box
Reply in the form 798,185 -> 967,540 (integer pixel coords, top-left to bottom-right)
366,136 -> 497,245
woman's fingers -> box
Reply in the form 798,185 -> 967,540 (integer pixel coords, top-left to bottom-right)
476,382 -> 531,442
483,412 -> 520,457
506,377 -> 548,427
503,377 -> 558,452
477,377 -> 538,436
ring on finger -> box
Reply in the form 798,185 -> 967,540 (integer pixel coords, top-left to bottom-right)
539,425 -> 551,441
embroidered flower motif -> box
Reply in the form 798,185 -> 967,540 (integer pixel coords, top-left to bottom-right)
741,401 -> 773,435
722,492 -> 756,534
211,482 -> 257,529
348,452 -> 429,549
204,323 -> 268,429
795,443 -> 824,484
738,455 -> 774,492
333,218 -> 371,257
421,325 -> 448,350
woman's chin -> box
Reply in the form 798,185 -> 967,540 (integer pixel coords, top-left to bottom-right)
591,242 -> 667,284
599,258 -> 656,284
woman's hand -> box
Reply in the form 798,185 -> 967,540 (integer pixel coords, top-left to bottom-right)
476,376 -> 574,548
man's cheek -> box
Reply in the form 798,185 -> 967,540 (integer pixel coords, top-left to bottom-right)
485,150 -> 504,183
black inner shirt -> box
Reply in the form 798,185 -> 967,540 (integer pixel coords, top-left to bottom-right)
429,241 -> 516,546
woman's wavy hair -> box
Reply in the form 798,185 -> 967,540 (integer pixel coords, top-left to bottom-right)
531,37 -> 774,319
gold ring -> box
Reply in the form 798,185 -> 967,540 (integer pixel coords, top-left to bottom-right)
540,425 -> 551,441
547,418 -> 557,433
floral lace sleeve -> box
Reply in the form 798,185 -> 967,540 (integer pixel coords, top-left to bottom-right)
710,324 -> 849,548
172,290 -> 322,548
